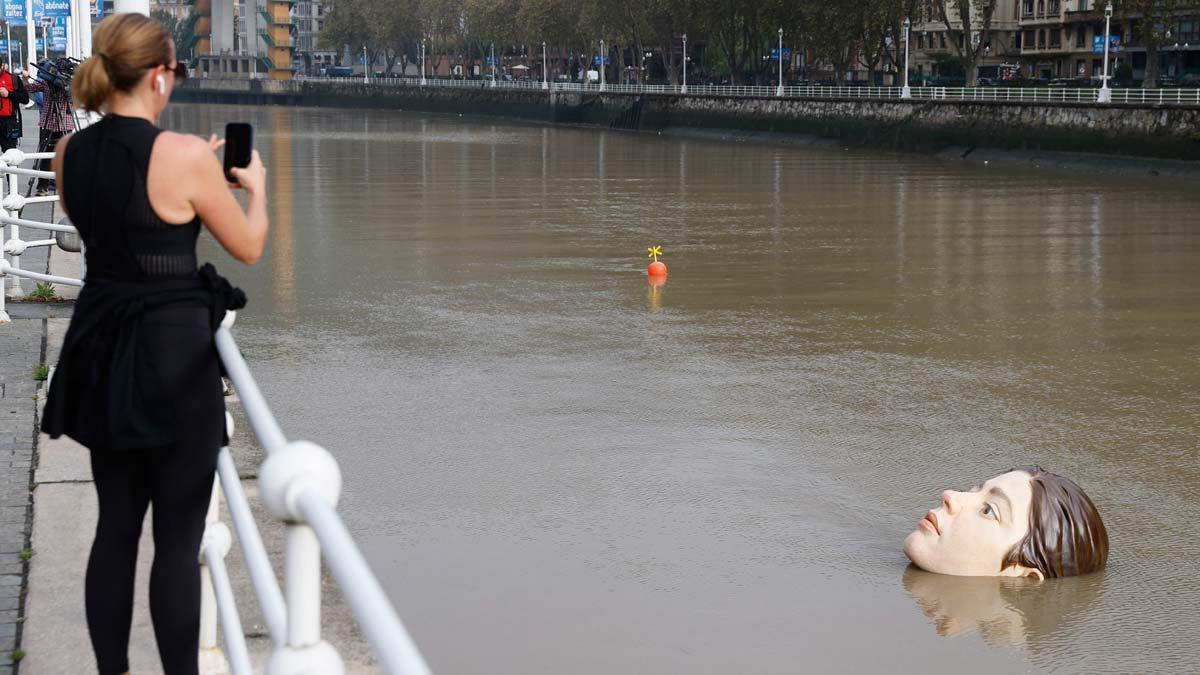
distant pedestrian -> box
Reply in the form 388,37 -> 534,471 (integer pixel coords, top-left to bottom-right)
40,13 -> 269,675
24,59 -> 76,194
0,56 -> 29,152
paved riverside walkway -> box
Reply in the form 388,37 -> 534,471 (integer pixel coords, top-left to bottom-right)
0,132 -> 75,672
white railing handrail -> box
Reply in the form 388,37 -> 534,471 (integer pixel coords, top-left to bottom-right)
0,147 -> 84,322
216,447 -> 288,644
214,315 -> 434,675
204,75 -> 1200,107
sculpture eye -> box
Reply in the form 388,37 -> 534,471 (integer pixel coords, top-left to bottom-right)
982,504 -> 998,520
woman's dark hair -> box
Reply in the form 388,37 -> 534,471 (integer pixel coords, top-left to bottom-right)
1003,466 -> 1108,578
73,13 -> 172,112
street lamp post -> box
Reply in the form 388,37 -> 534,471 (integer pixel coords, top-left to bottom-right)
681,33 -> 688,93
1098,1 -> 1113,103
902,17 -> 912,99
542,41 -> 549,90
420,40 -> 427,85
777,28 -> 785,97
599,39 -> 606,91
490,43 -> 497,87
362,45 -> 368,84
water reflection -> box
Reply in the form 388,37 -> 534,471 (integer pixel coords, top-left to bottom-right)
903,567 -> 1103,651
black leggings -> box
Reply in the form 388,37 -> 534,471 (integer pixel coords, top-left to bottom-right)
86,440 -> 220,675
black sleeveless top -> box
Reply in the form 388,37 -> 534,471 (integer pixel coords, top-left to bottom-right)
63,114 -> 201,282
43,114 -> 245,451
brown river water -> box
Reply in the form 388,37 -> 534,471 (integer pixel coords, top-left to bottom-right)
165,103 -> 1199,674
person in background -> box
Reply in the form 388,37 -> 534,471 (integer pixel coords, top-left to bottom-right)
0,56 -> 29,151
24,61 -> 76,194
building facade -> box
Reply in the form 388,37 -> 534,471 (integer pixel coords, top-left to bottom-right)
910,0 -> 1023,82
150,0 -> 190,22
294,0 -> 337,74
1019,0 -> 1200,83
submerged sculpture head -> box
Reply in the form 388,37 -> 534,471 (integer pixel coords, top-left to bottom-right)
903,467 -> 1108,579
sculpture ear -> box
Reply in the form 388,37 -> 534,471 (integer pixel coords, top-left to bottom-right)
1001,564 -> 1045,581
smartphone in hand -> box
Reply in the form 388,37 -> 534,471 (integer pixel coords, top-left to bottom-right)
223,123 -> 254,184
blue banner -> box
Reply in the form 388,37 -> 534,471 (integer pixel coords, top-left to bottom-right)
592,55 -> 609,65
50,21 -> 64,50
43,0 -> 69,17
770,47 -> 792,61
485,55 -> 496,65
2,0 -> 25,26
1092,35 -> 1120,54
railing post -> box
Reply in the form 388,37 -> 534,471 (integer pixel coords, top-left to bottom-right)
260,440 -> 345,675
0,155 -> 7,322
4,158 -> 21,298
198,478 -> 232,675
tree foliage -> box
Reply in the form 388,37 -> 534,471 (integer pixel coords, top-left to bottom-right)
315,0 -> 975,84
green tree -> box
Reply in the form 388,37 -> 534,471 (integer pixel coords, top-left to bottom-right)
152,8 -> 196,62
1113,0 -> 1187,88
931,0 -> 1000,86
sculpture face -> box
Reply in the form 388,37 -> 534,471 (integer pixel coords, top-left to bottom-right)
903,470 -> 1042,579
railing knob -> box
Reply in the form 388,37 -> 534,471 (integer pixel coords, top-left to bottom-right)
199,520 -> 234,562
1,193 -> 25,211
258,440 -> 343,522
0,148 -> 23,167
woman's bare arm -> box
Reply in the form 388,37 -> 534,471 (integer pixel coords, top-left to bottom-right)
178,135 -> 269,265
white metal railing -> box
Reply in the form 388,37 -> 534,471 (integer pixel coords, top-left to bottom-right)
0,148 -> 83,323
209,311 -> 434,675
205,75 -> 1200,106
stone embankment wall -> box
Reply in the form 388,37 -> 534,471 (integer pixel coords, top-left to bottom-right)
174,80 -> 1200,161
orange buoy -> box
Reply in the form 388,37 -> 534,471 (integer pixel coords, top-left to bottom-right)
647,270 -> 667,288
646,245 -> 668,277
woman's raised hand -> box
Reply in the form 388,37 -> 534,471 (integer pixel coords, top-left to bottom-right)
228,150 -> 266,197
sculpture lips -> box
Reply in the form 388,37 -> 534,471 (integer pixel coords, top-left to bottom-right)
922,511 -> 941,536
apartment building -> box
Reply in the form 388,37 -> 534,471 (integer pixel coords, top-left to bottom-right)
1020,0 -> 1200,81
294,0 -> 337,74
1018,0 -> 1107,79
150,0 -> 190,22
910,0 -> 1023,82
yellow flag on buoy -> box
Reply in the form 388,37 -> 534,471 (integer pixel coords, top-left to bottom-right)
647,245 -> 663,262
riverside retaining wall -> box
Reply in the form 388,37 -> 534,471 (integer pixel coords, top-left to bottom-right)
173,80 -> 1200,161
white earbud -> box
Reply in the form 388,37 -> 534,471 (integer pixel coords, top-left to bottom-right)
155,74 -> 166,95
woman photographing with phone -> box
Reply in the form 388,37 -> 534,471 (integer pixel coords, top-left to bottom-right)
40,13 -> 268,675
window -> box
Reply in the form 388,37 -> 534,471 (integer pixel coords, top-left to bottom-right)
1038,29 -> 1046,49
917,34 -> 925,49
1076,26 -> 1087,47
939,32 -> 946,48
1180,19 -> 1200,43
1050,28 -> 1062,47
1037,0 -> 1044,16
1024,30 -> 1036,49
1023,0 -> 1034,16
1049,0 -> 1060,14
